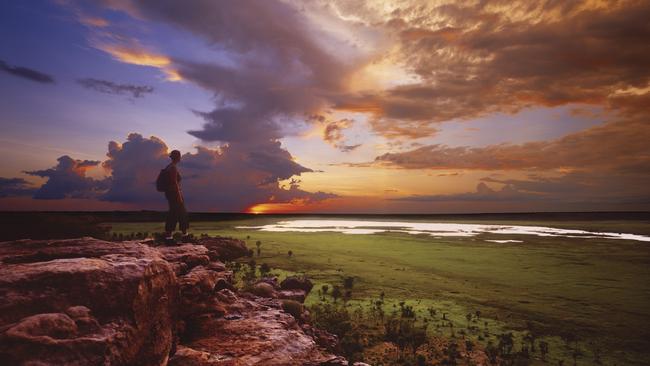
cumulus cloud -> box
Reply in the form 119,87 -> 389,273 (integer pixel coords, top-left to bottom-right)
77,78 -> 154,98
0,59 -> 55,84
100,133 -> 334,211
101,133 -> 169,203
0,178 -> 37,197
3,133 -> 335,211
24,156 -> 107,199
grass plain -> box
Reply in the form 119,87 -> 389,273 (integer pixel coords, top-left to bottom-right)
110,216 -> 650,365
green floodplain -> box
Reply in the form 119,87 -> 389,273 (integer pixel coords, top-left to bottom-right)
109,215 -> 650,365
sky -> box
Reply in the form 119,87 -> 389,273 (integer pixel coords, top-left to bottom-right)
0,0 -> 648,213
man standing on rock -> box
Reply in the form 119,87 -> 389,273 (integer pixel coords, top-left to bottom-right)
159,149 -> 189,242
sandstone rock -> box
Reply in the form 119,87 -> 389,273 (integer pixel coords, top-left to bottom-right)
280,276 -> 314,294
182,293 -> 334,366
0,238 -> 177,365
278,289 -> 307,303
197,237 -> 250,261
168,345 -> 232,365
258,276 -> 279,288
178,266 -> 231,319
0,237 -> 350,366
158,244 -> 211,274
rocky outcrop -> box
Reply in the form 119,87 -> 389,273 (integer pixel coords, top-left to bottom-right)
0,236 -> 348,366
199,236 -> 251,261
0,237 -> 176,365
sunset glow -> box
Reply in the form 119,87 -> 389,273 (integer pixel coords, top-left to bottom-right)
0,0 -> 648,212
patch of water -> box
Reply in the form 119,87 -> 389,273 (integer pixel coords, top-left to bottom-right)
237,219 -> 650,242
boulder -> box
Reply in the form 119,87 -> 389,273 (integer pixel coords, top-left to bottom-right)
197,237 -> 250,261
180,292 -> 334,366
278,289 -> 307,303
178,266 -> 231,319
168,345 -> 230,365
158,244 -> 211,274
0,238 -> 177,366
0,237 -> 351,366
258,276 -> 279,288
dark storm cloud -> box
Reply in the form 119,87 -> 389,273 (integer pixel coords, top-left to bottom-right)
77,78 -> 153,98
95,0 -> 349,144
24,156 -> 107,199
101,133 -> 169,203
0,178 -> 37,197
100,133 -> 334,211
0,60 -> 55,84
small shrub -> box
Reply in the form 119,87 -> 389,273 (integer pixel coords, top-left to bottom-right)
282,299 -> 303,319
331,285 -> 342,302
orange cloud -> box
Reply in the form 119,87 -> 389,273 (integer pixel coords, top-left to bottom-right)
98,44 -> 182,81
78,15 -> 109,28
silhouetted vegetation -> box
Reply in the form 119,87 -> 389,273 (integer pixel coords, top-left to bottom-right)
0,212 -> 111,241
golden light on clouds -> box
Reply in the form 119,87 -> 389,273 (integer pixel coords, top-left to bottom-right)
98,44 -> 182,81
348,52 -> 419,92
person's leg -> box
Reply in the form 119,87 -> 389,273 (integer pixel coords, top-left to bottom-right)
165,193 -> 178,238
179,201 -> 189,237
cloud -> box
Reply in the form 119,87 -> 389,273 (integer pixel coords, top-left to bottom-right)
77,78 -> 154,98
3,133 -> 334,211
78,15 -> 109,28
73,0 -> 650,144
100,133 -> 334,211
101,133 -> 169,203
370,89 -> 650,206
86,0 -> 355,146
0,60 -> 55,84
0,178 -> 37,198
327,0 -> 650,138
24,156 -> 107,199
315,117 -> 362,152
373,114 -> 649,173
392,182 -> 539,202
96,44 -> 181,81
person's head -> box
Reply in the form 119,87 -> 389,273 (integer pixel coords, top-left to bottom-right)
169,150 -> 181,163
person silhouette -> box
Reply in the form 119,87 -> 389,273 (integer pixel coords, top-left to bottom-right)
163,150 -> 189,242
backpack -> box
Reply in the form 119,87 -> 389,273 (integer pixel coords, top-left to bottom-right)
156,168 -> 170,192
